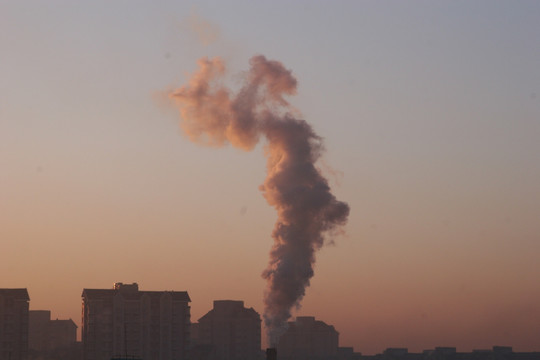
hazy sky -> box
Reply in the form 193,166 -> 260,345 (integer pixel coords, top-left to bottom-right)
1,1 -> 539,354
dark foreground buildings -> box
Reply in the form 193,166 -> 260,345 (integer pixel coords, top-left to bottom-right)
277,316 -> 339,360
191,300 -> 262,360
28,310 -> 79,359
3,285 -> 540,360
275,344 -> 540,360
361,347 -> 540,360
274,316 -> 540,360
29,310 -> 77,351
81,282 -> 191,360
0,289 -> 29,360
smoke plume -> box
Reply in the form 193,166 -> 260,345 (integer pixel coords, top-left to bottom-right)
170,55 -> 350,345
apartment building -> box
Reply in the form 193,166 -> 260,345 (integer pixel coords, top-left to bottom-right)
193,300 -> 261,360
277,316 -> 339,360
29,310 -> 77,353
82,282 -> 190,360
0,289 -> 30,360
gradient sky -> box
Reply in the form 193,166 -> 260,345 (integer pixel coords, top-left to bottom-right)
1,0 -> 539,354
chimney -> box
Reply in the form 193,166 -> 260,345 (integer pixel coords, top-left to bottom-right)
266,348 -> 277,360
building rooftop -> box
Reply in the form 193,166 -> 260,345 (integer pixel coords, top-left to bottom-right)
287,316 -> 338,333
50,318 -> 78,328
0,288 -> 30,300
198,300 -> 260,322
82,288 -> 190,302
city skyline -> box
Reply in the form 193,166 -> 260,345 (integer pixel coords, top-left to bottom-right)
6,285 -> 540,360
1,1 -> 540,355
3,284 -> 539,356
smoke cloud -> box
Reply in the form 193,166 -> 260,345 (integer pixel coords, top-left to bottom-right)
170,55 -> 350,345
185,11 -> 220,46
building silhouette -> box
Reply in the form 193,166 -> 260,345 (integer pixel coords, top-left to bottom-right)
0,289 -> 30,360
277,316 -> 339,360
28,310 -> 77,358
81,282 -> 190,360
359,346 -> 540,360
337,347 -> 362,360
192,300 -> 261,360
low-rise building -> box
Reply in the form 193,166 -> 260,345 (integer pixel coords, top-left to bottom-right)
277,316 -> 339,360
29,310 -> 77,354
193,300 -> 261,360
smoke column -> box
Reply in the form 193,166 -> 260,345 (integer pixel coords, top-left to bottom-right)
170,55 -> 350,345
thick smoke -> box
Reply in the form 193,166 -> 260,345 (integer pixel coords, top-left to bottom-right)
170,55 -> 349,345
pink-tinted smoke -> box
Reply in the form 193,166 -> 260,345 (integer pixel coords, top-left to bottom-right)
170,55 -> 349,345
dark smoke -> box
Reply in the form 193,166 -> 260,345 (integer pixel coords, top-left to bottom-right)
170,55 -> 349,345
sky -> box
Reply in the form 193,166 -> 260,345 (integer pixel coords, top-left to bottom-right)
1,0 -> 540,354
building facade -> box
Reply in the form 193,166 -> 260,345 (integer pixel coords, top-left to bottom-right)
82,282 -> 191,360
29,310 -> 77,354
0,289 -> 30,360
193,300 -> 261,360
277,316 -> 339,360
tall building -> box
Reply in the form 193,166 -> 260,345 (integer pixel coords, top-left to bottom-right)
29,310 -> 77,353
0,289 -> 30,360
81,282 -> 191,360
193,300 -> 261,360
277,316 -> 339,360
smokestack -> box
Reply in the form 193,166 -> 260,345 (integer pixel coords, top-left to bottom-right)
170,55 -> 350,345
266,348 -> 277,360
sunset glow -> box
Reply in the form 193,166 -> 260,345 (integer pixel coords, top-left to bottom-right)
1,1 -> 540,355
